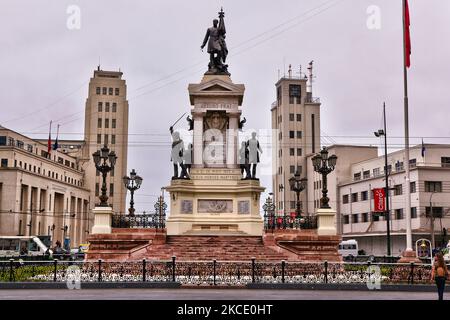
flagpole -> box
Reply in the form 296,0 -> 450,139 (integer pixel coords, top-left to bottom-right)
400,0 -> 415,261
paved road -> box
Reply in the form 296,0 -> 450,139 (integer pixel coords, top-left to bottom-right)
0,288 -> 443,300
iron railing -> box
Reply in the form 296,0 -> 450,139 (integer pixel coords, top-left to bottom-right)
264,213 -> 317,230
0,258 -> 441,285
112,212 -> 166,229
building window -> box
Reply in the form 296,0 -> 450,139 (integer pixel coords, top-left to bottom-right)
278,132 -> 282,140
362,212 -> 369,223
108,87 -> 113,95
426,207 -> 443,218
278,115 -> 282,123
98,102 -> 102,112
343,215 -> 349,224
410,181 -> 416,193
343,195 -> 349,204
296,114 -> 301,122
97,118 -> 102,128
296,131 -> 302,139
102,87 -> 107,95
109,183 -> 114,196
395,161 -> 404,172
105,102 -> 110,112
409,158 -> 417,168
289,148 -> 295,156
352,214 -> 359,223
386,165 -> 392,174
296,166 -> 302,175
373,214 -> 380,222
411,207 -> 417,218
277,86 -> 282,105
297,148 -> 302,156
361,191 -> 368,201
112,103 -> 117,112
105,118 -> 109,128
363,170 -> 370,179
16,140 -> 24,149
115,88 -> 120,96
442,157 -> 450,168
112,119 -> 116,129
95,183 -> 99,196
289,131 -> 294,139
97,134 -> 101,144
425,181 -> 442,192
373,168 -> 380,177
289,113 -> 295,121
393,184 -> 403,196
0,136 -> 6,145
104,135 -> 109,145
290,165 -> 295,174
1,159 -> 7,167
96,87 -> 101,95
111,135 -> 116,144
354,172 -> 361,181
289,84 -> 301,104
351,193 -> 358,202
395,209 -> 404,220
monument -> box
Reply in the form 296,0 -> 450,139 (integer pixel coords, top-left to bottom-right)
165,8 -> 264,236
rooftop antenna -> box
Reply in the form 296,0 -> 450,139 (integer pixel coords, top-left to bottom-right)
283,57 -> 286,77
277,69 -> 280,80
288,64 -> 292,78
97,56 -> 101,71
307,60 -> 314,94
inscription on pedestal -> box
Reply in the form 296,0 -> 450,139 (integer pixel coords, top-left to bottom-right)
238,201 -> 250,214
180,200 -> 193,214
198,199 -> 233,213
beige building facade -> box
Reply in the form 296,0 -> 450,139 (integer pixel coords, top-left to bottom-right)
271,67 -> 320,217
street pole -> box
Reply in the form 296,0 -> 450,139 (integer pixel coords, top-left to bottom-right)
402,0 -> 413,254
383,103 -> 391,256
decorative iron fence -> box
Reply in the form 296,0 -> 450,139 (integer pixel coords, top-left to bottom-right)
112,212 -> 166,229
263,214 -> 317,230
0,258 -> 441,285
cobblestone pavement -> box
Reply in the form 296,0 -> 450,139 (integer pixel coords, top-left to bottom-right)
0,288 -> 443,300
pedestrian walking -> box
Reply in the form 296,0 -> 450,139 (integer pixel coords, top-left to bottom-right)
431,252 -> 449,300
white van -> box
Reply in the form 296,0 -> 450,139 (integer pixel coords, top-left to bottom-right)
338,239 -> 359,257
0,236 -> 52,257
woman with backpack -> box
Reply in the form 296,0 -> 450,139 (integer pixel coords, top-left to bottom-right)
431,252 -> 449,300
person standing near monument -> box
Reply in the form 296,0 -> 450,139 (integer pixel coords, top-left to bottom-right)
239,141 -> 250,179
184,143 -> 193,178
246,132 -> 262,179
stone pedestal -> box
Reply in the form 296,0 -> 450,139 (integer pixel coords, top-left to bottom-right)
398,249 -> 422,263
316,208 -> 337,236
166,168 -> 264,236
91,206 -> 113,234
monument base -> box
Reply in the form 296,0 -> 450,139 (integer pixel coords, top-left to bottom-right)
91,206 -> 113,234
398,249 -> 422,263
165,168 -> 264,236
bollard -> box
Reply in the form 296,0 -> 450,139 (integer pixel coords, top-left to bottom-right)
324,261 -> 328,284
98,259 -> 102,282
9,259 -> 14,282
172,256 -> 176,282
251,257 -> 256,283
281,260 -> 285,284
142,259 -> 147,282
213,259 -> 217,286
53,259 -> 58,282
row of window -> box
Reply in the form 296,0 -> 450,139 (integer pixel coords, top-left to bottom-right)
342,182 -> 422,203
277,131 -> 303,140
277,113 -> 302,123
343,207 -> 420,224
0,136 -> 78,170
97,118 -> 117,129
278,148 -> 302,158
96,87 -> 120,96
3,159 -> 83,187
277,165 -> 302,175
97,134 -> 116,145
98,102 -> 118,113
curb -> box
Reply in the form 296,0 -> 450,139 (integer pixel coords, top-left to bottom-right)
246,283 -> 437,292
0,282 -> 181,289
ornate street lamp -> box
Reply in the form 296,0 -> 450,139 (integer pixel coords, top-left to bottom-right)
154,196 -> 168,228
262,194 -> 276,231
288,170 -> 307,219
123,169 -> 143,216
312,147 -> 337,209
92,144 -> 117,207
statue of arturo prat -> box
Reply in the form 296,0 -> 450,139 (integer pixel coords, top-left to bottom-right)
200,8 -> 229,75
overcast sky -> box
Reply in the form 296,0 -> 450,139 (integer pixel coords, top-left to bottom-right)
1,0 -> 449,212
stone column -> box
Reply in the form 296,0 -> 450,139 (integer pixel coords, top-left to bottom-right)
91,206 -> 113,234
193,114 -> 204,167
226,115 -> 238,168
316,208 -> 337,236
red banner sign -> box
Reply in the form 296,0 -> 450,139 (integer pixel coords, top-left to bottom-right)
373,188 -> 386,212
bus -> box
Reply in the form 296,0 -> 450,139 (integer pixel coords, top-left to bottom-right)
0,236 -> 52,257
338,239 -> 359,258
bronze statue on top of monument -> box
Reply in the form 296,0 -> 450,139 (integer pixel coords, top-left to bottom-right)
200,8 -> 229,75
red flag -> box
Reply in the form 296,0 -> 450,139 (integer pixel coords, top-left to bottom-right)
47,121 -> 52,156
373,188 -> 386,212
404,0 -> 411,68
